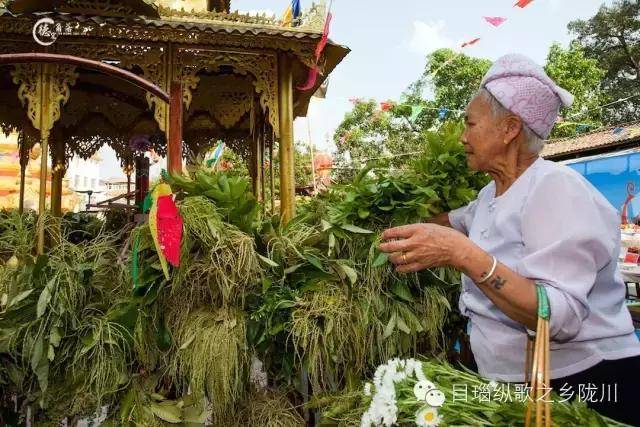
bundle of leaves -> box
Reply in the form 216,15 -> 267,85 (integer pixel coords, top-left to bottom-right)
166,169 -> 260,234
0,217 -> 130,424
124,175 -> 262,425
173,196 -> 261,309
104,375 -> 209,426
0,210 -> 37,261
248,122 -> 487,398
61,212 -> 104,244
169,307 -> 249,425
235,389 -> 306,427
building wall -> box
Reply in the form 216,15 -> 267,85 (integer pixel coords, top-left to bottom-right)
66,156 -> 104,212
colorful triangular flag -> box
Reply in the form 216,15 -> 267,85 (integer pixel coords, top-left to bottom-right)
483,16 -> 507,27
514,0 -> 534,8
461,37 -> 481,48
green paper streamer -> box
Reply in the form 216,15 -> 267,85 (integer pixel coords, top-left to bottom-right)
142,191 -> 152,213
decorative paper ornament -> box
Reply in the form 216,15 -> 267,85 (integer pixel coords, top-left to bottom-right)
514,0 -> 534,8
149,183 -> 174,279
156,194 -> 183,267
483,16 -> 507,27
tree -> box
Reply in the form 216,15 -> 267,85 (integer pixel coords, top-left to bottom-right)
332,99 -> 422,182
568,0 -> 640,123
409,48 -> 491,128
332,49 -> 492,183
544,42 -> 608,138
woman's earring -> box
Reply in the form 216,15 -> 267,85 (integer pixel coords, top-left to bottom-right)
503,139 -> 510,145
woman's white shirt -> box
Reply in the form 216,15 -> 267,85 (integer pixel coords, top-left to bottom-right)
449,157 -> 640,382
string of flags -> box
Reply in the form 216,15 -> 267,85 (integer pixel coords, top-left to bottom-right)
429,0 -> 535,78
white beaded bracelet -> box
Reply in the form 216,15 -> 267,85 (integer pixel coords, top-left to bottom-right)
476,256 -> 497,284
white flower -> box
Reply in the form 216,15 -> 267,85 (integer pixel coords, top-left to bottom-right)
415,406 -> 442,427
362,359 -> 436,427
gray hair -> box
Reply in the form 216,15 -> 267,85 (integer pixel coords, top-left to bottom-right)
475,88 -> 545,154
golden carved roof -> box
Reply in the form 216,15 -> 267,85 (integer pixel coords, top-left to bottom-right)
0,1 -> 349,165
6,0 -> 160,18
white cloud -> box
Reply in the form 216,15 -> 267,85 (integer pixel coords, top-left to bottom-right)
408,20 -> 453,55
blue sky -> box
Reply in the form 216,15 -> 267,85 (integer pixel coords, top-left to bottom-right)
101,0 -> 613,177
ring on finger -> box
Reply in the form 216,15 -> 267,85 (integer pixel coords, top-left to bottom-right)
402,252 -> 408,264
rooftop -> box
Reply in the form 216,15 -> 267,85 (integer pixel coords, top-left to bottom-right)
542,120 -> 640,161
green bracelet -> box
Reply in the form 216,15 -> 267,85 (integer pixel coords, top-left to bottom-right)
536,282 -> 550,320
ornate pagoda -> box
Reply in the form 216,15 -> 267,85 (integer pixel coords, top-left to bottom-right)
0,0 -> 349,229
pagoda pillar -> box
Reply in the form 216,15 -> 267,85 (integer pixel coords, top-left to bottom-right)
277,53 -> 295,224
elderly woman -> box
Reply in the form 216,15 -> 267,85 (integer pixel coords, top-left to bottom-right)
379,54 -> 640,425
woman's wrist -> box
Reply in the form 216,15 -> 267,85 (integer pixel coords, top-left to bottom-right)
448,233 -> 480,271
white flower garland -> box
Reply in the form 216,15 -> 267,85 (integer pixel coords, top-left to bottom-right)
360,358 -> 435,427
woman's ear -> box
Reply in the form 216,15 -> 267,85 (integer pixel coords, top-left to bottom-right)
502,115 -> 523,145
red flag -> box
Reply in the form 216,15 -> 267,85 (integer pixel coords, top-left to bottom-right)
461,37 -> 481,48
157,195 -> 183,267
315,12 -> 333,61
483,16 -> 507,27
514,0 -> 534,8
297,65 -> 320,91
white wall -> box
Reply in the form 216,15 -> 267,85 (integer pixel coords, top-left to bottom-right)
66,156 -> 104,212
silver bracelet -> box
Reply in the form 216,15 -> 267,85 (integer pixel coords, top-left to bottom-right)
477,256 -> 497,284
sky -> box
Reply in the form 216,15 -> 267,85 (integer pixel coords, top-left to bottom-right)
100,0 -> 614,178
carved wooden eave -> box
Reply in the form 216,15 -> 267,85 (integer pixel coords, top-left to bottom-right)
6,0 -> 160,18
0,6 -> 350,118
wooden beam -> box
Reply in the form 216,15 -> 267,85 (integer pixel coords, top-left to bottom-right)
50,134 -> 65,217
168,80 -> 183,174
0,53 -> 170,103
278,53 -> 296,223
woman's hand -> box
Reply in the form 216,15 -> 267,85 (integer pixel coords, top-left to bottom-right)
378,223 -> 469,273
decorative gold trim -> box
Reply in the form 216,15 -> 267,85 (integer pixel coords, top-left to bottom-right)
11,63 -> 78,137
176,47 -> 280,136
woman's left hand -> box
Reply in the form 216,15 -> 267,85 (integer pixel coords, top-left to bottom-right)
379,223 -> 468,273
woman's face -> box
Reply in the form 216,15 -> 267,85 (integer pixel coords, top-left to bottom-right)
461,95 -> 508,172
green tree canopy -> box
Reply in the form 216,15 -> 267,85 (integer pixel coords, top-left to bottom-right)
568,0 -> 640,123
544,42 -> 608,138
